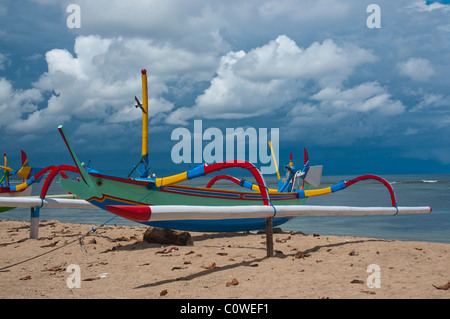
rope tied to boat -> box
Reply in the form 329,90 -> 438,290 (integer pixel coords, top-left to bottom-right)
270,200 -> 277,218
252,181 -> 277,218
135,185 -> 161,205
394,206 -> 399,215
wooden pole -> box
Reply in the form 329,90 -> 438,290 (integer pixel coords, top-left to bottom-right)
30,206 -> 40,239
141,69 -> 148,158
265,217 -> 273,257
139,69 -> 149,178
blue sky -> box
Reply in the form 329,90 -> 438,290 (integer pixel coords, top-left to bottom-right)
0,0 -> 449,177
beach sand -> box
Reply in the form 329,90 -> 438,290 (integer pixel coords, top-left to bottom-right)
0,219 -> 449,299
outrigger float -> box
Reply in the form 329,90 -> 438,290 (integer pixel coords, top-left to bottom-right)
0,69 -> 431,255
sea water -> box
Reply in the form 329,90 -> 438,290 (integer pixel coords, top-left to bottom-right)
282,174 -> 450,244
1,174 -> 449,244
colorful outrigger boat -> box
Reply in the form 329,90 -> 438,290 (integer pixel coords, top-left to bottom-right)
59,127 -> 308,231
1,151 -> 33,212
52,69 -> 430,232
0,149 -> 79,213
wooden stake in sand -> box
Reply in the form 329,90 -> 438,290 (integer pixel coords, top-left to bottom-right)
30,207 -> 40,239
265,217 -> 274,257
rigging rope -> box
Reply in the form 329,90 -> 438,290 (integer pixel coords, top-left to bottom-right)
0,215 -> 117,272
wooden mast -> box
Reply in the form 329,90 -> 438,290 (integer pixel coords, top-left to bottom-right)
139,69 -> 149,177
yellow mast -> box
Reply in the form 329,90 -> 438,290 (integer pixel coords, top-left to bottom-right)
141,69 -> 149,157
268,141 -> 280,180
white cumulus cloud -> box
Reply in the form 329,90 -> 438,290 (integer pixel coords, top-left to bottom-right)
0,77 -> 43,130
397,57 -> 436,82
311,82 -> 405,115
284,81 -> 405,145
166,35 -> 377,125
11,34 -> 221,132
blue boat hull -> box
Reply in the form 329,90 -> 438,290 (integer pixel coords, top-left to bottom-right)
145,216 -> 296,232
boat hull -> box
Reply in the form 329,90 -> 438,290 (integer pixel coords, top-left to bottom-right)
145,217 -> 295,232
61,172 -> 305,231
0,186 -> 32,213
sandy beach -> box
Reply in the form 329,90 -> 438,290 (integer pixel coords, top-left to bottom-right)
0,218 -> 449,300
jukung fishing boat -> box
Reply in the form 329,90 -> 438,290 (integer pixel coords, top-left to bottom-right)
52,69 -> 431,232
0,152 -> 32,212
0,149 -> 79,213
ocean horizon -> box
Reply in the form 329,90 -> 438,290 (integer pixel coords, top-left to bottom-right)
1,173 -> 449,244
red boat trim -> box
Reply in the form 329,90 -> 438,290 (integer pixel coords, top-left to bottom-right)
88,194 -> 146,205
242,194 -> 297,200
105,205 -> 152,222
89,172 -> 155,187
161,186 -> 242,199
161,185 -> 298,201
344,174 -> 397,207
202,161 -> 271,206
0,187 -> 29,194
86,186 -> 297,206
206,175 -> 241,188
